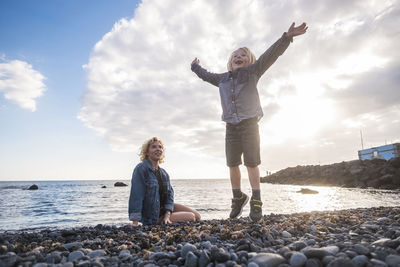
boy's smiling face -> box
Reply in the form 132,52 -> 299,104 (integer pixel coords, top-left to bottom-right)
231,48 -> 250,71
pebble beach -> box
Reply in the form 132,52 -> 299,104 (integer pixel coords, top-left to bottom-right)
1,206 -> 400,267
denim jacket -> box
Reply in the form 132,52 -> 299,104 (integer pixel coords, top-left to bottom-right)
191,33 -> 292,125
128,159 -> 174,225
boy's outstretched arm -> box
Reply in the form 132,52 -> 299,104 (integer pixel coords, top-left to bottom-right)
191,57 -> 222,87
253,22 -> 308,77
286,22 -> 308,38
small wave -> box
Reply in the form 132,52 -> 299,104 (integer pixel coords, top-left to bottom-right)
196,208 -> 222,212
0,185 -> 26,190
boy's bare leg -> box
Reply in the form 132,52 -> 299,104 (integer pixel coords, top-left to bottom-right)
229,166 -> 241,189
247,166 -> 260,189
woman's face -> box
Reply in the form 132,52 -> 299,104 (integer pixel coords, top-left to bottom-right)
146,141 -> 164,163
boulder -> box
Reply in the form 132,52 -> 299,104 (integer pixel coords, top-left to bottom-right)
114,182 -> 128,187
28,184 -> 38,190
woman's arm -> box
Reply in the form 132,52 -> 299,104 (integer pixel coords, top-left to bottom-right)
191,58 -> 223,87
128,165 -> 146,225
253,22 -> 307,77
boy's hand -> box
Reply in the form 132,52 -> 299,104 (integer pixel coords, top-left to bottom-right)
191,58 -> 200,65
286,22 -> 308,38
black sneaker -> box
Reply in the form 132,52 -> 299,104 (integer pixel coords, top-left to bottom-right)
249,198 -> 263,222
229,192 -> 249,219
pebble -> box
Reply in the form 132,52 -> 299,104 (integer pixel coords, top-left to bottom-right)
68,250 -> 85,262
0,206 -> 399,267
289,252 -> 307,267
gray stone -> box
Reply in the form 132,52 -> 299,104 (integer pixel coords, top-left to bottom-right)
326,258 -> 356,267
370,258 -> 388,266
119,249 -> 131,260
352,255 -> 369,267
353,244 -> 369,255
305,258 -> 323,267
303,248 -> 331,259
76,260 -> 91,267
68,250 -> 85,262
282,231 -> 292,238
87,249 -> 106,258
247,263 -> 259,267
182,243 -> 197,259
1,252 -> 18,267
386,254 -> 400,267
185,251 -> 198,267
211,246 -> 230,262
46,251 -> 62,263
290,241 -> 307,251
250,253 -> 285,267
372,238 -> 391,246
199,250 -> 210,267
63,242 -> 83,251
289,252 -> 307,267
33,263 -> 48,267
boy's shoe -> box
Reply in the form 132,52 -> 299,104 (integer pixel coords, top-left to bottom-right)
229,192 -> 249,219
249,198 -> 263,222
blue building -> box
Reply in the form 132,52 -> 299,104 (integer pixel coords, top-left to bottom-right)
358,143 -> 400,160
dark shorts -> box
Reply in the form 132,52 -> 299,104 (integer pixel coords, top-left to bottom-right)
225,117 -> 260,167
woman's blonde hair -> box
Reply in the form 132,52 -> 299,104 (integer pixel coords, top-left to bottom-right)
227,47 -> 256,72
139,137 -> 165,163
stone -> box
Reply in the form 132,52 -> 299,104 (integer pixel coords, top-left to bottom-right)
289,252 -> 307,267
282,231 -> 292,238
181,243 -> 197,259
370,258 -> 388,266
46,251 -> 62,263
305,258 -> 323,267
353,244 -> 369,255
386,254 -> 400,267
326,258 -> 356,267
114,182 -> 127,187
211,246 -> 230,262
372,238 -> 391,247
199,250 -> 210,267
185,251 -> 198,267
303,248 -> 331,259
68,250 -> 84,262
351,255 -> 369,267
290,241 -> 307,251
250,253 -> 285,267
28,184 -> 39,190
87,250 -> 106,258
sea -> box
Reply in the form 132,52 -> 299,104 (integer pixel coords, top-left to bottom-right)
1,179 -> 399,232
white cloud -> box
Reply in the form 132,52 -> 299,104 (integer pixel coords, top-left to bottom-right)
79,0 -> 400,175
0,59 -> 46,111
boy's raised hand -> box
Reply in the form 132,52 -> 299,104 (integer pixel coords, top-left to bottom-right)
287,22 -> 308,38
192,58 -> 200,65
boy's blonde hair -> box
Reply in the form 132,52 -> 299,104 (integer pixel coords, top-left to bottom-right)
227,47 -> 257,72
139,137 -> 165,163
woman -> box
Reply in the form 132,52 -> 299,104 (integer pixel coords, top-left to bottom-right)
128,137 -> 201,226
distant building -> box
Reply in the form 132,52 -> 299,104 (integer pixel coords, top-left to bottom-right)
358,143 -> 400,160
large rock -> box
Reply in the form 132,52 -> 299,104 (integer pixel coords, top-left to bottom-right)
28,184 -> 38,190
114,182 -> 128,187
261,158 -> 400,189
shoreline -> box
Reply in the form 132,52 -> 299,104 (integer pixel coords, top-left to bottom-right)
1,206 -> 400,266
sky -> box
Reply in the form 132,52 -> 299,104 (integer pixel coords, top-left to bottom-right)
1,0 -> 399,181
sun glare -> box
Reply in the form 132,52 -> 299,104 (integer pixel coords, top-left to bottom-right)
261,76 -> 335,145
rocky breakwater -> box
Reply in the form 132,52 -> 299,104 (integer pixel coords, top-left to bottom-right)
1,206 -> 400,266
261,157 -> 400,190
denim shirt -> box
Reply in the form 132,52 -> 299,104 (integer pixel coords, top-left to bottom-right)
128,159 -> 174,225
191,33 -> 292,125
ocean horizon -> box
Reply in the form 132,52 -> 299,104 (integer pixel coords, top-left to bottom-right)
1,179 -> 399,232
